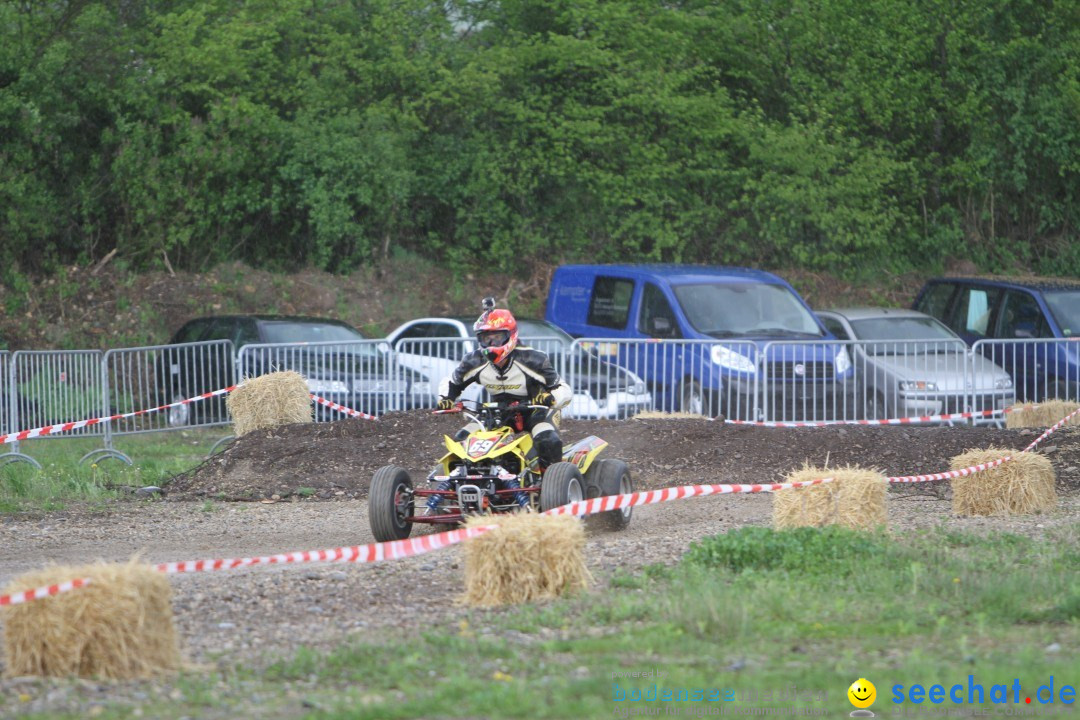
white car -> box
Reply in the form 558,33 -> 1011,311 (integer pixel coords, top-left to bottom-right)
385,317 -> 653,419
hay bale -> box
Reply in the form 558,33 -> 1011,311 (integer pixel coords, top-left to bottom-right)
2,560 -> 180,679
1005,401 -> 1080,429
226,370 -> 312,436
772,465 -> 887,530
461,514 -> 591,607
950,447 -> 1056,516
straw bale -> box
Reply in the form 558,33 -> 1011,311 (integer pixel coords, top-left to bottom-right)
772,465 -> 887,530
226,370 -> 312,436
2,560 -> 180,679
950,447 -> 1056,516
460,514 -> 591,607
1005,401 -> 1080,429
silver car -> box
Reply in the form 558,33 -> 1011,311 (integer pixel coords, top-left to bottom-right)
817,308 -> 1015,423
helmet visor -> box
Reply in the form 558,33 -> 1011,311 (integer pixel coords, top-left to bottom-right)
478,329 -> 511,348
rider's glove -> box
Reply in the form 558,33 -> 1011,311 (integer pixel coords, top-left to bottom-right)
532,389 -> 554,407
436,397 -> 457,411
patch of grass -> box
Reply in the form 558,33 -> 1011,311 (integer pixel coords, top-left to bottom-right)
684,525 -> 890,575
0,429 -> 227,512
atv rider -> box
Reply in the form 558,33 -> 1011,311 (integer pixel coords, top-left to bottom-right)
428,303 -> 572,514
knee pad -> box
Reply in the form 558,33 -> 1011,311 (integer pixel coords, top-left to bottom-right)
533,429 -> 563,467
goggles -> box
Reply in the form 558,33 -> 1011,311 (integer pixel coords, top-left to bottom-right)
478,330 -> 511,348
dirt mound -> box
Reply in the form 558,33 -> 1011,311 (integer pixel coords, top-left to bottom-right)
166,412 -> 1080,501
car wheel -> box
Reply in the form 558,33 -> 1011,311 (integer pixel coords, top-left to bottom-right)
679,378 -> 722,418
369,465 -> 414,542
540,462 -> 584,513
1048,380 -> 1078,403
584,458 -> 633,531
866,393 -> 889,421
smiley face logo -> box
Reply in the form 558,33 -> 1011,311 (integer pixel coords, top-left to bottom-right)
848,678 -> 876,709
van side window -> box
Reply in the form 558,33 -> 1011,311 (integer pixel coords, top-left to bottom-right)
955,287 -> 1002,337
915,283 -> 955,323
998,291 -> 1049,339
638,283 -> 681,338
587,276 -> 634,330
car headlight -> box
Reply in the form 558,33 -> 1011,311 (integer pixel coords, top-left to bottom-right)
628,381 -> 648,395
307,379 -> 349,394
898,380 -> 938,392
834,347 -> 851,375
711,345 -> 756,373
995,377 -> 1013,389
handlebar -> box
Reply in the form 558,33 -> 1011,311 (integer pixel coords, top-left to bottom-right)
430,400 -> 555,427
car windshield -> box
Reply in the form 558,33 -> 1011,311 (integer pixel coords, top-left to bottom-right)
672,282 -> 823,338
260,321 -> 375,354
849,316 -> 961,355
1044,290 -> 1080,337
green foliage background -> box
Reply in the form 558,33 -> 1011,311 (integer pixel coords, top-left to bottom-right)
1,0 -> 1077,278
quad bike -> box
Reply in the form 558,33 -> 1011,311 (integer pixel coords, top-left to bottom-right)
368,400 -> 633,542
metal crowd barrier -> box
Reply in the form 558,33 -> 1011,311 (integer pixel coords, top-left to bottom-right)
3,350 -> 108,466
392,336 -> 656,420
237,340 -> 420,420
0,350 -> 8,436
0,335 -> 1069,471
570,338 -> 749,420
0,351 -> 36,467
810,339 -> 1014,425
972,338 -> 1080,404
564,337 -> 1019,424
104,339 -> 236,437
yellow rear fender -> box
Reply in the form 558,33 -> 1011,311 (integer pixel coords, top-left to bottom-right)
562,435 -> 609,473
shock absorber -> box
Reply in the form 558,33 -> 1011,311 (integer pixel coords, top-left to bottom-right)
426,479 -> 454,513
501,478 -> 530,509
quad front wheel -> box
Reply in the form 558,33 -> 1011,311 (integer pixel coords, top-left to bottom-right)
540,462 -> 584,512
369,465 -> 414,542
584,458 -> 633,531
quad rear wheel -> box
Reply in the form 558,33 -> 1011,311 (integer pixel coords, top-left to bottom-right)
540,462 -> 584,513
584,458 -> 633,531
369,465 -> 414,542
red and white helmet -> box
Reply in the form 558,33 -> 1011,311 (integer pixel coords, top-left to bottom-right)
474,308 -> 518,366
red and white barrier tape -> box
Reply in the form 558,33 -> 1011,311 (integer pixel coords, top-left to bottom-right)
4,407 -> 1077,605
310,394 -> 377,421
887,456 -> 1013,484
0,480 -> 835,604
0,386 -> 239,445
0,386 -> 382,446
154,524 -> 498,575
886,404 -> 1080,483
721,408 -> 1004,428
0,578 -> 91,606
0,527 -> 499,605
542,478 -> 834,517
1023,405 -> 1080,452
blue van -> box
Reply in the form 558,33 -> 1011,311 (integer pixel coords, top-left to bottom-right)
913,276 -> 1080,402
545,265 -> 852,420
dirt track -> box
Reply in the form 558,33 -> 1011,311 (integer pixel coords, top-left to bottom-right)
2,416 -> 1079,672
